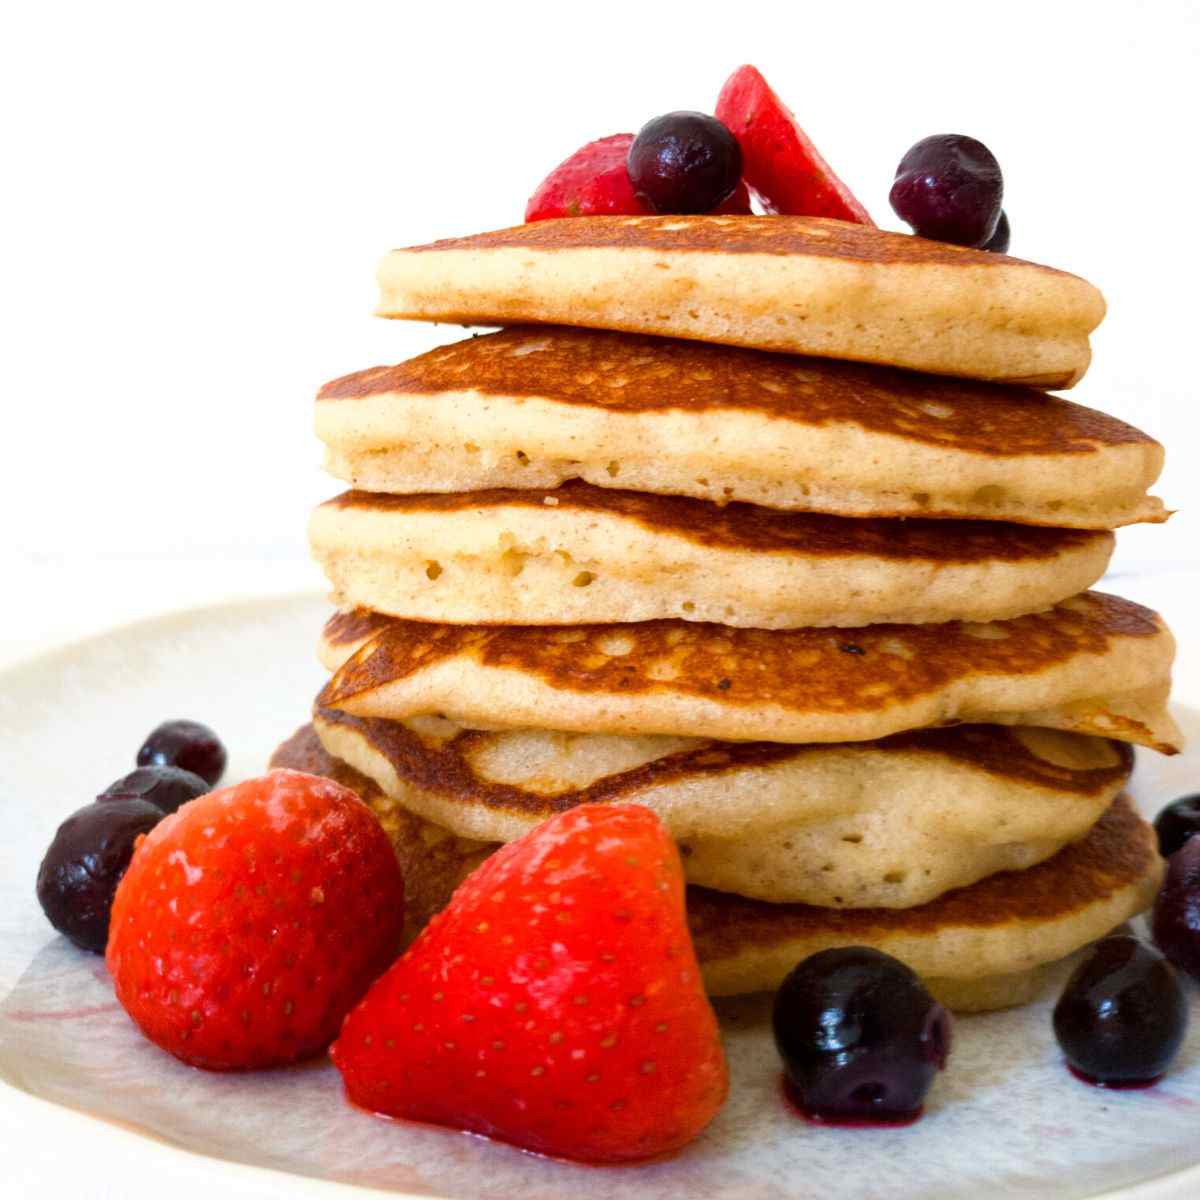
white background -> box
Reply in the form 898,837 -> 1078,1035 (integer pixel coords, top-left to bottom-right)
1,0 -> 1198,661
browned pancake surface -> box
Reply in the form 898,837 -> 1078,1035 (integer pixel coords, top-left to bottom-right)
688,794 -> 1153,957
323,592 -> 1162,722
322,609 -> 394,653
401,215 -> 1047,270
324,480 -> 1101,564
311,703 -> 1132,824
319,328 -> 1153,458
272,728 -> 1152,967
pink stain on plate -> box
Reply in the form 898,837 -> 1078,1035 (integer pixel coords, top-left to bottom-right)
3,1002 -> 122,1022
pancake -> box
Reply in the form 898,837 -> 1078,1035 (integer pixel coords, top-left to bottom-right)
270,727 -> 1160,1012
309,483 -> 1113,630
690,793 -> 1162,1007
374,215 -> 1106,388
318,328 -> 1164,530
309,704 -> 1130,908
318,592 -> 1182,753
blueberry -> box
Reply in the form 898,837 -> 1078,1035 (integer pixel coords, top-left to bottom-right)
889,134 -> 1003,247
36,799 -> 164,953
1153,836 -> 1200,979
100,765 -> 210,814
772,946 -> 951,1124
136,719 -> 226,786
627,111 -> 742,215
1154,794 -> 1200,859
981,210 -> 1010,253
1054,935 -> 1187,1086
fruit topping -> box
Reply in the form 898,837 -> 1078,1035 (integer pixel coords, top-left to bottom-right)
1053,935 -> 1187,1087
37,798 -> 164,953
981,210 -> 1010,253
136,718 -> 227,786
526,132 -> 750,222
772,946 -> 950,1124
627,111 -> 743,215
889,134 -> 1003,248
1155,794 -> 1200,859
331,803 -> 728,1164
715,64 -> 873,223
101,764 -> 210,814
106,769 -> 405,1070
526,134 -> 652,221
1153,835 -> 1200,980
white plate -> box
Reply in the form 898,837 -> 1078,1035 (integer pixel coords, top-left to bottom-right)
2,581 -> 1200,1200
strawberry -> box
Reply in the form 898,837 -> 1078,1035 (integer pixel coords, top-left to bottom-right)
525,133 -> 750,221
715,64 -> 874,224
331,804 -> 728,1163
106,769 -> 405,1070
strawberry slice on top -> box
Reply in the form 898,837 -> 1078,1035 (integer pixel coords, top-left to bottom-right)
331,803 -> 729,1164
526,133 -> 750,221
716,64 -> 873,223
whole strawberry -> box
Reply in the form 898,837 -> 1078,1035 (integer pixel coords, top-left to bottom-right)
331,803 -> 728,1163
107,769 -> 404,1070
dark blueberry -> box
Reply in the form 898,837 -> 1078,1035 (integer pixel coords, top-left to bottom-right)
1154,794 -> 1200,859
889,134 -> 1003,247
772,946 -> 951,1124
1053,935 -> 1187,1086
981,210 -> 1010,253
136,719 -> 226,786
627,111 -> 742,215
100,764 -> 210,814
36,799 -> 164,953
1153,836 -> 1200,979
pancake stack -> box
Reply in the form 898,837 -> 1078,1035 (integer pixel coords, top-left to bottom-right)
280,214 -> 1181,1012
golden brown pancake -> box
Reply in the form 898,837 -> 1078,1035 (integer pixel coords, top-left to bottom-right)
375,215 -> 1105,387
318,328 -> 1163,529
271,727 -> 1160,1011
318,592 -> 1181,753
310,701 -> 1131,907
309,482 -> 1114,629
689,793 -> 1160,1003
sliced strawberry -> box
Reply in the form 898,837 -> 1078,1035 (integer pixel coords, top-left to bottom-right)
331,803 -> 728,1163
526,134 -> 751,221
715,64 -> 874,224
525,134 -> 650,221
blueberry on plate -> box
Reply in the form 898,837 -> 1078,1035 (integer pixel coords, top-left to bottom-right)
1053,935 -> 1187,1087
772,946 -> 951,1124
1154,794 -> 1200,859
36,799 -> 164,953
136,719 -> 227,786
1153,836 -> 1200,980
101,764 -> 210,814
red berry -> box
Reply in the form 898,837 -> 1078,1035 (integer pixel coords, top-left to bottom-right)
331,804 -> 728,1164
526,133 -> 751,222
526,134 -> 650,221
106,769 -> 405,1070
715,64 -> 873,223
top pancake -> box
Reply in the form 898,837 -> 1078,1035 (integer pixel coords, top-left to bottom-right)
310,482 -> 1114,629
319,328 -> 1163,530
376,215 -> 1106,387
